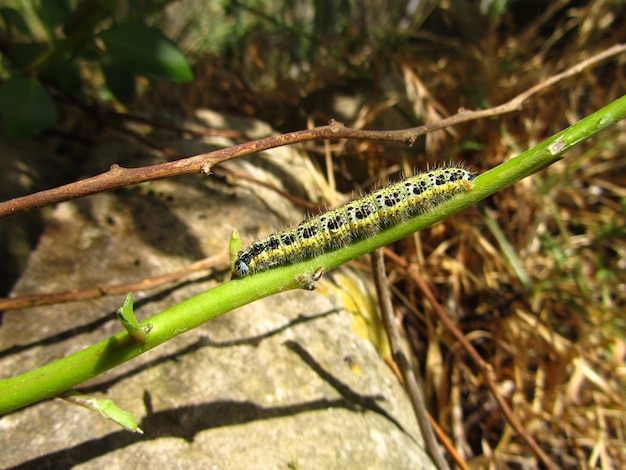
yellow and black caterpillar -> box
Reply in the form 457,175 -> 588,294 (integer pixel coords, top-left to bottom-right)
233,166 -> 474,277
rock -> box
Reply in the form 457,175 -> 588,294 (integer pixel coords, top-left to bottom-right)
0,111 -> 435,469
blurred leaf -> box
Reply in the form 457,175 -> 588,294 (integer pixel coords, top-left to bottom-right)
62,0 -> 113,37
6,42 -> 82,95
99,23 -> 193,82
455,140 -> 485,152
0,7 -> 32,38
4,42 -> 47,71
101,59 -> 136,104
78,41 -> 103,61
46,55 -> 83,97
0,77 -> 58,137
34,0 -> 72,37
480,0 -> 512,16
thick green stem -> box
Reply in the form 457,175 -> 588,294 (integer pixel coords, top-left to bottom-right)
1,94 -> 625,414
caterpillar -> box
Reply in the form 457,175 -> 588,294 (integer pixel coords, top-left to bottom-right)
232,166 -> 474,277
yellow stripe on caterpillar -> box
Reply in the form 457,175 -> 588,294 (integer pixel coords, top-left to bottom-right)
233,166 -> 474,277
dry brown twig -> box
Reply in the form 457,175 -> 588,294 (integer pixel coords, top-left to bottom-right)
1,43 -> 623,220
371,249 -> 452,470
382,247 -> 559,470
0,254 -> 228,311
373,249 -> 474,470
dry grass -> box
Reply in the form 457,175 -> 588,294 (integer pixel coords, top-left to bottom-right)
1,0 -> 623,466
372,2 -> 626,468
151,1 -> 626,467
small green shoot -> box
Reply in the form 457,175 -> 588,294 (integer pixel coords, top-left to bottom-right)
60,390 -> 143,434
229,230 -> 243,273
116,292 -> 151,344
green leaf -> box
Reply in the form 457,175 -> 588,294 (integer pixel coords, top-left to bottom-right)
99,23 -> 193,83
3,42 -> 47,72
101,59 -> 136,104
0,77 -> 58,137
34,0 -> 72,37
45,55 -> 83,97
7,43 -> 83,97
0,7 -> 32,38
61,391 -> 143,433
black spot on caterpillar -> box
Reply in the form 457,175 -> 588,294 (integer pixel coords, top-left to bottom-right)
233,166 -> 474,277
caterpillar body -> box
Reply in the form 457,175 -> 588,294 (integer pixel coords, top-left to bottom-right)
233,166 -> 474,277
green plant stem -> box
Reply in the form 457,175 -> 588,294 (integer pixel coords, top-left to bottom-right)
0,274 -> 300,414
1,94 -> 625,415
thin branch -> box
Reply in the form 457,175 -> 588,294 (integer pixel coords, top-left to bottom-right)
1,43 -> 623,220
0,254 -> 226,311
426,413 -> 470,470
383,249 -> 559,470
371,249 -> 451,470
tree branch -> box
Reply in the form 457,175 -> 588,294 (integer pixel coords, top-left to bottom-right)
1,44 -> 623,220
